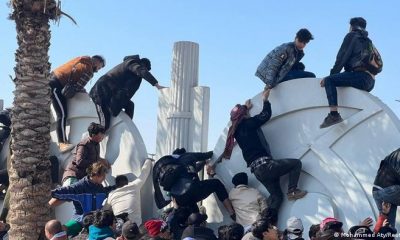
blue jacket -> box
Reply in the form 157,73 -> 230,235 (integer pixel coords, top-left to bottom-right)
255,42 -> 304,88
51,177 -> 115,215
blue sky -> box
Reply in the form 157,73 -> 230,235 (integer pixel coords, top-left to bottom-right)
1,1 -> 399,153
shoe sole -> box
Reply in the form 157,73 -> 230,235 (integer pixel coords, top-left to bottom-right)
287,192 -> 307,201
320,118 -> 344,129
59,145 -> 75,153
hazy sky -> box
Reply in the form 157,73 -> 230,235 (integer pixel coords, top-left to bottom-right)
1,0 -> 399,153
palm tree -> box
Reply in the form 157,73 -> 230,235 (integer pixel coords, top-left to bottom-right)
7,0 -> 58,238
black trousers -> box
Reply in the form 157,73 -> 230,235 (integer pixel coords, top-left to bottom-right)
49,78 -> 68,143
253,158 -> 302,210
174,179 -> 228,212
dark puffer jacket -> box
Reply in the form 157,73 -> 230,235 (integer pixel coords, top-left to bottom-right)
330,28 -> 369,75
89,55 -> 158,115
374,148 -> 400,188
255,42 -> 304,88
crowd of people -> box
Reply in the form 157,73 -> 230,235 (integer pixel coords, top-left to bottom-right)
0,16 -> 395,240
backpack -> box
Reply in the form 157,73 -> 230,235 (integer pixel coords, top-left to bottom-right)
360,37 -> 383,75
157,156 -> 188,191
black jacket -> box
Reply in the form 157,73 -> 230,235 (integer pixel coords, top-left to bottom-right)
153,152 -> 213,209
330,28 -> 369,75
374,148 -> 400,188
89,55 -> 158,111
234,101 -> 272,166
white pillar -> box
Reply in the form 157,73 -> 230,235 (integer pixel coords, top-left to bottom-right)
156,41 -> 210,158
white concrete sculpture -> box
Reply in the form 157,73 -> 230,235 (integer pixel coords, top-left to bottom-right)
49,93 -> 152,223
156,41 -> 210,157
204,78 -> 400,231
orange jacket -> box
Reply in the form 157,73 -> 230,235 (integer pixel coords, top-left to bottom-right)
53,56 -> 94,88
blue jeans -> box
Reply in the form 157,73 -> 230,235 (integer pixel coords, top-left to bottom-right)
253,158 -> 302,210
372,185 -> 400,229
280,70 -> 316,83
324,71 -> 374,106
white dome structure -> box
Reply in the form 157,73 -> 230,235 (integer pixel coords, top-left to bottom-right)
50,93 -> 152,223
204,78 -> 400,231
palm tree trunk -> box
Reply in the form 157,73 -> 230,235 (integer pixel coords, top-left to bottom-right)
8,0 -> 57,238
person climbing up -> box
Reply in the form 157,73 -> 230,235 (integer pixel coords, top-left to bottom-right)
89,55 -> 165,131
255,29 -> 315,90
50,55 -> 105,152
153,150 -> 236,220
215,88 -> 307,213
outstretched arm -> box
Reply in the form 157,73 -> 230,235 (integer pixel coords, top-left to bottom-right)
245,89 -> 272,129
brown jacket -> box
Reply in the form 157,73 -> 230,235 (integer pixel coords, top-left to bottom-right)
53,56 -> 94,89
62,137 -> 101,182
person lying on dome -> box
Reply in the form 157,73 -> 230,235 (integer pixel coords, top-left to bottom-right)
255,29 -> 315,90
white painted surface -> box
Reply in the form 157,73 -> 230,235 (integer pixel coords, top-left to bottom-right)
49,93 -> 151,224
156,41 -> 210,157
204,78 -> 400,232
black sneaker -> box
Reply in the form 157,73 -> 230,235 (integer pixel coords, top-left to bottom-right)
320,113 -> 343,128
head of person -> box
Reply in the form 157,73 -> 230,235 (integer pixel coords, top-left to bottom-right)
82,212 -> 95,232
87,122 -> 106,142
115,174 -> 129,188
87,162 -> 108,184
308,224 -> 320,240
45,219 -> 67,240
140,58 -> 151,71
232,172 -> 248,187
320,217 -> 344,233
144,220 -> 171,239
121,220 -> 141,240
225,223 -> 244,240
218,225 -> 229,240
286,217 -> 304,240
294,28 -> 314,50
260,207 -> 279,226
91,55 -> 106,72
187,213 -> 208,227
172,147 -> 187,155
231,104 -> 249,121
252,218 -> 279,240
93,209 -> 115,229
350,17 -> 367,31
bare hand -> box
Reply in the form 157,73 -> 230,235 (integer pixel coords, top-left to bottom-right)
383,219 -> 389,227
155,83 -> 166,90
206,164 -> 216,177
382,202 -> 391,215
245,99 -> 253,110
320,78 -> 325,87
360,217 -> 373,227
262,88 -> 271,101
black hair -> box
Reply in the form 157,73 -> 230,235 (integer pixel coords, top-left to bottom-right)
252,219 -> 273,239
115,175 -> 129,188
226,223 -> 244,240
308,224 -> 320,239
87,122 -> 105,137
172,148 -> 186,155
93,209 -> 115,228
296,28 -> 314,43
260,207 -> 279,226
140,58 -> 151,71
92,55 -> 106,67
232,172 -> 248,186
218,225 -> 229,240
350,17 -> 367,29
82,212 -> 95,231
